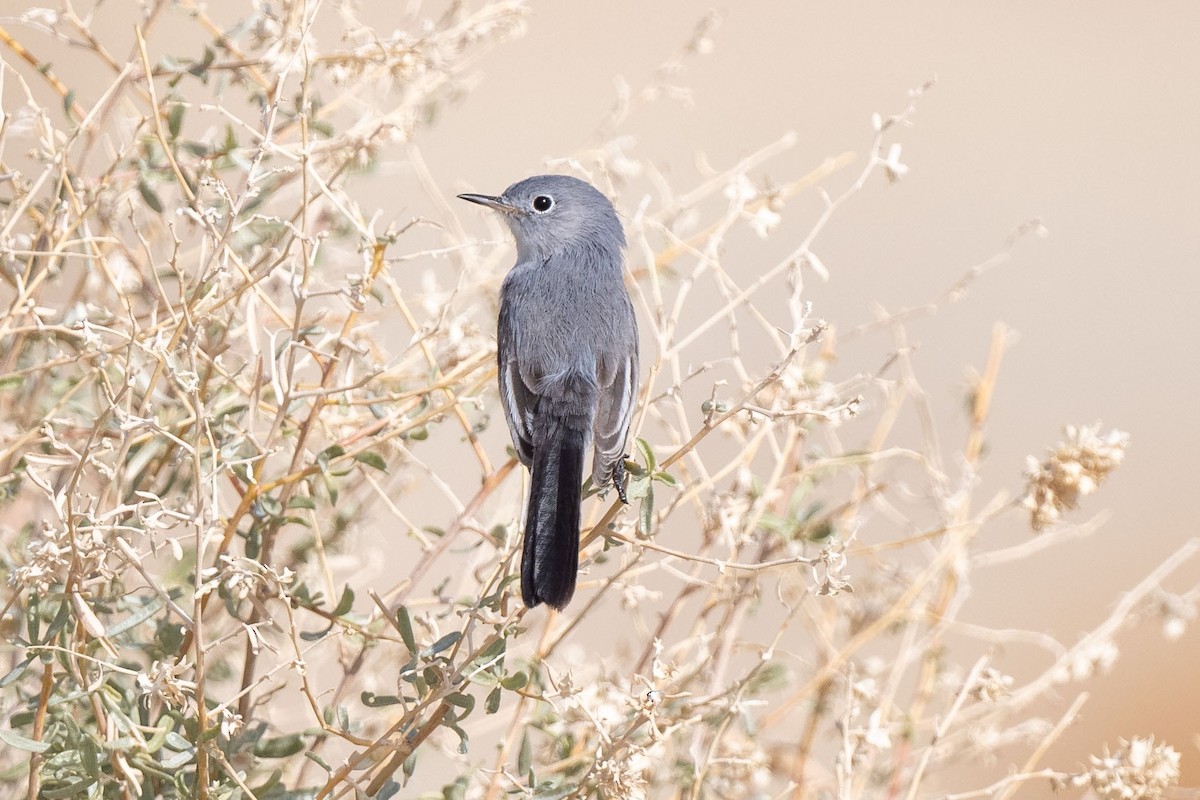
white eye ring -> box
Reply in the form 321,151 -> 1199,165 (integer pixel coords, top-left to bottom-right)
532,195 -> 554,213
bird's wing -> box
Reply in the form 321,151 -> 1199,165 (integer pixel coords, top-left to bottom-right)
591,350 -> 638,487
498,300 -> 536,467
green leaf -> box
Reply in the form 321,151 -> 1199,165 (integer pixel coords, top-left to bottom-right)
80,734 -> 100,779
0,728 -> 50,753
635,437 -> 656,471
42,778 -> 96,798
257,493 -> 283,518
316,444 -> 345,472
443,775 -> 469,800
181,140 -> 209,157
250,769 -> 283,796
361,691 -> 401,708
396,606 -> 417,655
422,631 -> 461,658
197,722 -> 222,744
466,670 -> 499,687
164,731 -> 191,752
653,470 -> 678,488
44,599 -> 73,645
446,721 -> 469,755
500,671 -> 528,691
300,624 -> 332,641
188,46 -> 215,79
625,474 -> 652,501
517,730 -> 532,778
168,104 -> 185,139
353,450 -> 388,472
302,750 -> 331,775
288,495 -> 316,509
331,585 -> 355,616
106,597 -> 165,637
160,748 -> 194,769
138,179 -> 164,214
296,324 -> 327,339
445,692 -> 475,715
254,734 -> 305,758
0,656 -> 34,688
807,519 -> 835,542
485,686 -> 502,714
28,594 -> 40,643
638,487 -> 655,535
476,637 -> 506,663
144,721 -> 172,754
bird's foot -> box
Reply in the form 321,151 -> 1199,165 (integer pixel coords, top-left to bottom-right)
614,456 -> 630,505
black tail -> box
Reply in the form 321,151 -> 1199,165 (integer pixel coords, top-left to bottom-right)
521,416 -> 586,610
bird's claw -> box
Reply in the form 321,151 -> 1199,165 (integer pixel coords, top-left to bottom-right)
614,455 -> 630,505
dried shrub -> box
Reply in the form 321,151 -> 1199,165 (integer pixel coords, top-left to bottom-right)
0,4 -> 1191,799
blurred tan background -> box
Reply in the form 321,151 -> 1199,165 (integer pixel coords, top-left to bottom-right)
417,1 -> 1200,781
8,0 -> 1198,789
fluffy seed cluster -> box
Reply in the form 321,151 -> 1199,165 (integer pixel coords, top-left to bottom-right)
1022,424 -> 1129,531
1075,736 -> 1181,800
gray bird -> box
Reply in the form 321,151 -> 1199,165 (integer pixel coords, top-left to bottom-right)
459,175 -> 639,610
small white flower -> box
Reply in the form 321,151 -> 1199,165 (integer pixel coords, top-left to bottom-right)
880,143 -> 909,183
803,249 -> 829,281
749,206 -> 781,238
864,709 -> 892,750
219,708 -> 244,740
605,136 -> 642,179
1162,616 -> 1186,640
970,667 -> 1014,703
21,8 -> 59,27
138,660 -> 197,712
723,173 -> 756,205
172,369 -> 199,394
5,103 -> 42,140
813,544 -> 853,596
1059,637 -> 1119,682
1157,593 -> 1194,641
850,677 -> 878,703
76,320 -> 103,350
620,581 -> 661,610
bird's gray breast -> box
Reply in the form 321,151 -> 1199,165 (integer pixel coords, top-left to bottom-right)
501,253 -> 631,391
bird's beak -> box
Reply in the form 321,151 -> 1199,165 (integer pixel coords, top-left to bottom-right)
457,193 -> 519,215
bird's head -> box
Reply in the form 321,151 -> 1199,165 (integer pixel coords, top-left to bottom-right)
458,174 -> 625,262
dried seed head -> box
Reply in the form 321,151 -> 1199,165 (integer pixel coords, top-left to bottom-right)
1022,424 -> 1129,531
1075,736 -> 1181,800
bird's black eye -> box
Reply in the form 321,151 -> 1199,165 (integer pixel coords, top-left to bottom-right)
532,195 -> 554,213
